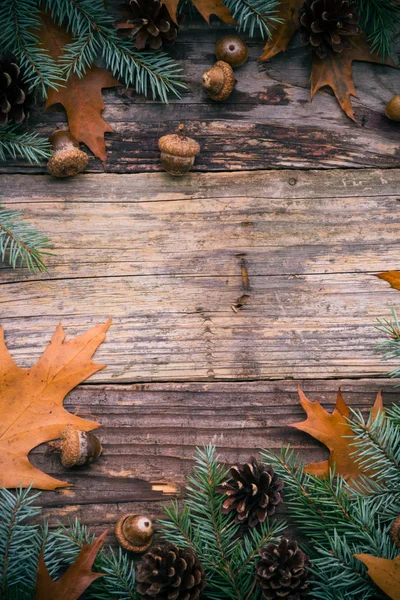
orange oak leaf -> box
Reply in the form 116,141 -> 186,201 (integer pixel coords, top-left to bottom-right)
163,0 -> 235,24
259,0 -> 302,62
291,388 -> 384,480
355,554 -> 400,600
40,12 -> 121,165
0,319 -> 111,491
375,271 -> 400,291
310,35 -> 397,122
35,530 -> 107,600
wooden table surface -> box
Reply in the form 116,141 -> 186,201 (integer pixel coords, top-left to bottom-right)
1,20 -> 400,539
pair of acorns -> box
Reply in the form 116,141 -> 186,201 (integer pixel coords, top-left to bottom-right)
202,34 -> 248,102
47,425 -> 154,553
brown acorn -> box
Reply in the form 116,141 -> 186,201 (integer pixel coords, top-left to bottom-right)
115,514 -> 154,552
158,125 -> 200,176
46,425 -> 103,468
47,130 -> 89,178
202,61 -> 236,102
385,94 -> 400,122
216,35 -> 249,68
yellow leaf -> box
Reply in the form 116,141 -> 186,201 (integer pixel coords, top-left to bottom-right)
355,553 -> 400,600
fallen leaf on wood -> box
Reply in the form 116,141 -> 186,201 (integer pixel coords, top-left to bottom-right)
310,35 -> 396,121
40,12 -> 121,165
291,388 -> 384,480
0,319 -> 111,490
355,553 -> 400,600
259,0 -> 303,61
163,0 -> 235,24
35,531 -> 107,600
375,270 -> 400,291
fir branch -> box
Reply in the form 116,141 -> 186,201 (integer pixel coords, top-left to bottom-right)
0,204 -> 52,272
225,0 -> 282,38
358,0 -> 400,57
160,445 -> 285,600
42,0 -> 186,102
0,0 -> 64,94
0,123 -> 51,164
375,307 -> 400,378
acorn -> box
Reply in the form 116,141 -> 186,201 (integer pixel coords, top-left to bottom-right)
47,130 -> 89,178
158,125 -> 200,176
46,425 -> 103,468
216,35 -> 249,68
385,94 -> 400,122
115,514 -> 153,553
202,61 -> 236,102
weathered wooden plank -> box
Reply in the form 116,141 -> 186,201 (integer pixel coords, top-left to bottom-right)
0,27 -> 399,174
34,379 -> 396,537
1,169 -> 399,382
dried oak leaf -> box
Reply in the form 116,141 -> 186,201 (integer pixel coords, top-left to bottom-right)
35,530 -> 107,600
40,12 -> 121,165
291,387 -> 383,481
310,35 -> 397,122
259,0 -> 303,61
355,553 -> 400,600
163,0 -> 235,24
0,319 -> 111,491
375,270 -> 400,291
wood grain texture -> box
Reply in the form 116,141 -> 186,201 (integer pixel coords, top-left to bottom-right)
0,26 -> 399,174
1,169 -> 400,382
32,379 -> 397,541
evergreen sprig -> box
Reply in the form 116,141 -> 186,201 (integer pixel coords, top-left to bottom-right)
225,0 -> 282,38
160,445 -> 286,600
0,124 -> 51,164
376,307 -> 400,378
0,204 -> 52,271
358,0 -> 400,57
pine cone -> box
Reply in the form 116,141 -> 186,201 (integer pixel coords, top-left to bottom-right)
0,57 -> 30,126
299,0 -> 361,59
115,0 -> 181,50
256,539 -> 311,600
217,457 -> 284,528
136,543 -> 206,600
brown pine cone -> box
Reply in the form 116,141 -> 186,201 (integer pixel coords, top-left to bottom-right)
136,543 -> 206,600
115,0 -> 181,50
299,0 -> 361,59
0,57 -> 30,126
256,539 -> 311,600
217,457 -> 284,528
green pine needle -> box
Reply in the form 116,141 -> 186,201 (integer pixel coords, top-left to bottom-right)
225,0 -> 282,38
0,124 -> 51,164
0,205 -> 52,272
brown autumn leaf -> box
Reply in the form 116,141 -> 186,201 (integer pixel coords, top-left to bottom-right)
375,270 -> 400,291
355,553 -> 400,600
310,35 -> 397,121
291,387 -> 384,480
163,0 -> 235,24
40,12 -> 121,165
35,530 -> 107,600
0,319 -> 111,491
259,0 -> 303,61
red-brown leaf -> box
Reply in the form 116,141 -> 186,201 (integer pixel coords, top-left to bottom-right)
259,0 -> 302,62
163,0 -> 235,24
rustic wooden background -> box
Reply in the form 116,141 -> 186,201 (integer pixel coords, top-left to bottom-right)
1,16 -> 400,543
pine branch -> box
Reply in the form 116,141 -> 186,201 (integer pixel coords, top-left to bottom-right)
41,0 -> 186,102
0,204 -> 52,272
375,307 -> 400,378
0,0 -> 64,94
225,0 -> 282,38
160,445 -> 285,600
0,123 -> 51,164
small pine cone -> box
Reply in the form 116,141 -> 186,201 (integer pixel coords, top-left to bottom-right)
299,0 -> 361,59
390,514 -> 400,548
217,457 -> 284,528
256,539 -> 311,600
115,0 -> 181,50
0,57 -> 30,126
136,543 -> 206,600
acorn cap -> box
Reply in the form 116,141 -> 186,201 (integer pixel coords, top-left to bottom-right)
158,133 -> 200,158
47,130 -> 88,178
216,35 -> 249,68
115,514 -> 154,553
203,61 -> 236,102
